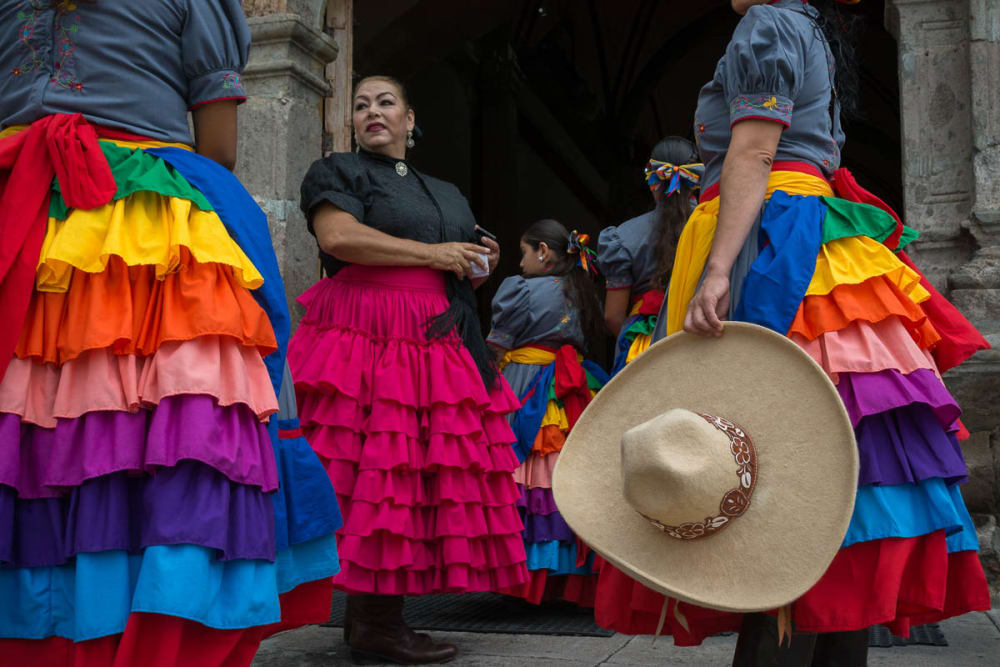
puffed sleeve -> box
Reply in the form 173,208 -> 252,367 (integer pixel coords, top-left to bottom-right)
299,153 -> 369,233
597,225 -> 633,291
487,276 -> 532,350
722,6 -> 805,129
182,0 -> 251,110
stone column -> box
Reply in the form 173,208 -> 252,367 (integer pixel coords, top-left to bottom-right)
888,0 -> 1000,596
238,1 -> 338,324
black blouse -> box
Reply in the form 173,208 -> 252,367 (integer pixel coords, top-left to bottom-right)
300,150 -> 479,277
299,149 -> 498,389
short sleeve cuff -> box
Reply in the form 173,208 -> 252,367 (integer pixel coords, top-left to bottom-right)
486,330 -> 515,350
188,69 -> 247,110
604,279 -> 633,291
729,93 -> 794,128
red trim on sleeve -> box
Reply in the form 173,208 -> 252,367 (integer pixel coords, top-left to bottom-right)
730,115 -> 790,129
188,95 -> 247,111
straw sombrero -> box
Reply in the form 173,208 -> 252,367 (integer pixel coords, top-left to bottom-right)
553,322 -> 858,613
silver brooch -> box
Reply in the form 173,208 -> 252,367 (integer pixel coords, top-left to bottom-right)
395,162 -> 408,177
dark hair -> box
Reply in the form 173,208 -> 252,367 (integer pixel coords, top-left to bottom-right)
648,136 -> 699,291
521,219 -> 605,355
808,0 -> 863,120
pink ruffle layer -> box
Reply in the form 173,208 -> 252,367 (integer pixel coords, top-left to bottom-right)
790,316 -> 939,384
288,269 -> 529,595
0,336 -> 278,428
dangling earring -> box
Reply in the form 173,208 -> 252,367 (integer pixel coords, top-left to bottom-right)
406,130 -> 415,149
354,137 -> 359,154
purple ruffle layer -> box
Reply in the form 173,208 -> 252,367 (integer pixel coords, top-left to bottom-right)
0,394 -> 277,499
856,403 -> 967,486
516,486 -> 558,516
0,460 -> 275,568
837,368 -> 960,429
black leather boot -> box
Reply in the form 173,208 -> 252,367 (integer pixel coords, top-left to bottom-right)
348,594 -> 458,665
732,612 -> 819,666
344,595 -> 432,645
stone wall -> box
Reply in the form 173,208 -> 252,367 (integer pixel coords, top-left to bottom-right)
888,0 -> 1000,597
238,1 -> 336,325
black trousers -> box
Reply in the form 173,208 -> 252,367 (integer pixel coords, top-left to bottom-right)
732,613 -> 870,667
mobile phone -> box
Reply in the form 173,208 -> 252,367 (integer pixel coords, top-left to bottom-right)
474,225 -> 497,243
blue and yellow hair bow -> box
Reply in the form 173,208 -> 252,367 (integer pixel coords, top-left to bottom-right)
644,160 -> 703,197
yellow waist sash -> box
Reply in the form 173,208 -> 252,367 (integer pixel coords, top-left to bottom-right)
664,171 -> 835,336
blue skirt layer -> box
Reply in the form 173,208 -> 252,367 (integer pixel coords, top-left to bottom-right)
845,478 -> 978,552
525,540 -> 595,576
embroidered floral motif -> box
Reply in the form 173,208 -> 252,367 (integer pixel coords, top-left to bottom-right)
731,94 -> 793,124
13,1 -> 83,90
222,72 -> 242,90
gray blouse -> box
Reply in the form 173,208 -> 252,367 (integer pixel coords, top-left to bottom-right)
0,0 -> 249,144
487,275 -> 585,352
596,210 -> 660,296
694,0 -> 845,191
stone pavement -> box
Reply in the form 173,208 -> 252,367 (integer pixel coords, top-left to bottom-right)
253,609 -> 1000,666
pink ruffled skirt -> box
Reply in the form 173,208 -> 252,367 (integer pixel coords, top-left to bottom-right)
287,265 -> 529,595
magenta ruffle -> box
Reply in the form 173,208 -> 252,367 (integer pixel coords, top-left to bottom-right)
836,368 -> 961,429
0,394 -> 278,499
288,268 -> 528,595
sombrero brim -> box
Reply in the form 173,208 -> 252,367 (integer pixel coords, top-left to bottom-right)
553,323 -> 858,612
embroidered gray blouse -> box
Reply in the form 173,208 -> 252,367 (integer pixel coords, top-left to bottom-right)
0,0 -> 249,144
487,275 -> 585,352
694,0 -> 845,191
596,210 -> 660,295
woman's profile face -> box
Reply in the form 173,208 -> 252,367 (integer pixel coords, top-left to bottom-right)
352,79 -> 415,157
731,0 -> 770,15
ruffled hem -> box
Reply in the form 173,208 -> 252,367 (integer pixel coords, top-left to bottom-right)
846,478 -> 978,549
0,577 -> 335,665
338,498 -> 525,542
791,316 -> 938,384
37,190 -> 263,292
0,545 -> 281,642
0,394 -> 278,499
517,486 -> 559,515
836,368 -> 960,429
301,421 -> 520,477
0,336 -> 279,428
806,235 -> 927,299
18,253 -> 276,364
525,541 -> 594,575
499,570 -> 598,607
857,404 -> 967,486
522,508 -> 574,543
592,533 -> 990,643
789,274 -> 939,347
334,559 -> 529,596
513,451 -> 559,489
0,460 -> 275,568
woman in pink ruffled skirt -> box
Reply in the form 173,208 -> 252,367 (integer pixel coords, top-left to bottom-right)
288,75 -> 529,665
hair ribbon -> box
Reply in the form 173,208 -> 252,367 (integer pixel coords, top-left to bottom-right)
644,161 -> 703,197
566,230 -> 598,278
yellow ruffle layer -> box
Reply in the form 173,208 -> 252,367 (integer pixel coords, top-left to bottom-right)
37,190 -> 263,292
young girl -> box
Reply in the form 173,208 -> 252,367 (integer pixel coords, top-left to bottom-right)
487,219 -> 609,605
597,137 -> 701,375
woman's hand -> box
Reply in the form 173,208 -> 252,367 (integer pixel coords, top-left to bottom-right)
479,236 -> 500,273
683,272 -> 730,337
429,242 -> 489,279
